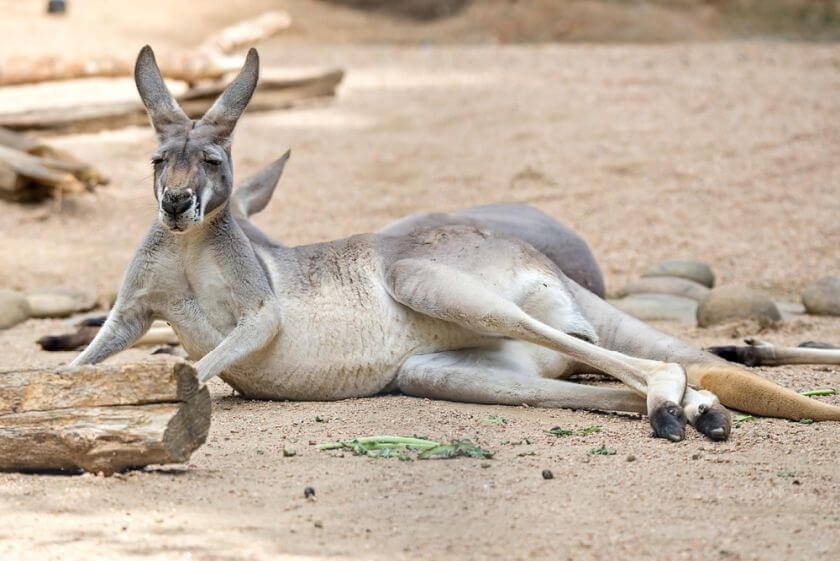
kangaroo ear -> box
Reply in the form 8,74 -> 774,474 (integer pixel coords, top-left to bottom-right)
199,48 -> 259,141
134,45 -> 189,137
233,150 -> 290,218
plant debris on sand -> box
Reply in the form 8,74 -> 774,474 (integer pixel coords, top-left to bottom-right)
317,435 -> 494,461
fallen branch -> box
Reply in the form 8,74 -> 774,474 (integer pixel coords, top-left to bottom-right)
38,318 -> 179,352
0,127 -> 107,201
0,358 -> 209,474
0,11 -> 291,86
0,69 -> 344,134
707,338 -> 840,367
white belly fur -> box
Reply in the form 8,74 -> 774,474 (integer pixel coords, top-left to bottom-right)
206,247 -> 491,400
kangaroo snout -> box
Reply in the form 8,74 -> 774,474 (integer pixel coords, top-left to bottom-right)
161,190 -> 194,217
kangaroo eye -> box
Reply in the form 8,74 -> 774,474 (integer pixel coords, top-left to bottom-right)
204,158 -> 222,167
151,157 -> 165,166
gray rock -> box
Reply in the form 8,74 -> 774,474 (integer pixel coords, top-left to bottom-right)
0,289 -> 31,329
697,285 -> 781,327
26,289 -> 98,318
642,259 -> 715,288
609,293 -> 698,323
776,301 -> 806,320
801,276 -> 840,316
615,276 -> 710,302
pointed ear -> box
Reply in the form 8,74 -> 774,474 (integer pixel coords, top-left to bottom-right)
134,45 -> 189,137
199,48 -> 259,141
233,150 -> 290,218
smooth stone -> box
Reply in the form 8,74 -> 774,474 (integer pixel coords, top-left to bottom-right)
642,259 -> 715,288
0,289 -> 31,329
776,301 -> 806,320
697,285 -> 781,327
801,276 -> 840,316
614,276 -> 710,302
609,293 -> 698,323
26,288 -> 98,318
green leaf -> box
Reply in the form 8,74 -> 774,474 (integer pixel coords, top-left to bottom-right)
777,470 -> 797,478
589,445 -> 617,456
545,427 -> 575,437
317,435 -> 492,461
799,388 -> 836,397
734,415 -> 756,423
484,415 -> 508,425
283,446 -> 296,457
546,425 -> 602,437
799,418 -> 816,425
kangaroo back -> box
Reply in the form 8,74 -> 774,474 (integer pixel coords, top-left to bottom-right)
566,279 -> 840,421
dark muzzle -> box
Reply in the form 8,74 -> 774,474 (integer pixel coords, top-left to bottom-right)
161,190 -> 193,217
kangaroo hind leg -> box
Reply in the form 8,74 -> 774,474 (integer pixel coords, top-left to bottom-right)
385,258 -> 690,441
396,349 -> 647,413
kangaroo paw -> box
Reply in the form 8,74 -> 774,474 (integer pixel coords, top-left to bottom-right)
649,401 -> 686,442
684,389 -> 731,441
692,403 -> 731,441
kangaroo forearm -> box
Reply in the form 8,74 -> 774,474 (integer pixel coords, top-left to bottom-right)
194,308 -> 280,382
71,315 -> 152,366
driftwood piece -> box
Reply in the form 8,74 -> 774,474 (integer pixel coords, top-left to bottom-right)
708,338 -> 840,367
0,127 -> 108,201
0,11 -> 292,86
0,69 -> 344,134
0,358 -> 210,474
38,319 -> 180,352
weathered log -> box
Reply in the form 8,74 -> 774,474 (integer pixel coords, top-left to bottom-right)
0,358 -> 210,474
0,69 -> 344,134
707,338 -> 840,367
0,128 -> 108,201
0,11 -> 291,86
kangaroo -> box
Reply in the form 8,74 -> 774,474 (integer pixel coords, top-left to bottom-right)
234,171 -> 840,425
72,46 -> 840,444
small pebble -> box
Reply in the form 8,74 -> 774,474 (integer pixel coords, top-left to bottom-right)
802,276 -> 840,316
481,462 -> 491,469
697,285 -> 781,327
691,453 -> 701,460
314,520 -> 323,529
541,469 -> 554,480
304,486 -> 316,499
626,454 -> 636,462
642,259 -> 715,288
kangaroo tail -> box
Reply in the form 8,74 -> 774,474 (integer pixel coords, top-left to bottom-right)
687,363 -> 840,421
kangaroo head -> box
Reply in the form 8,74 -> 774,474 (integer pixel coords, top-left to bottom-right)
134,45 -> 259,233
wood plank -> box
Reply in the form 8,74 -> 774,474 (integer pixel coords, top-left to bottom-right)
0,357 -> 199,413
0,358 -> 210,474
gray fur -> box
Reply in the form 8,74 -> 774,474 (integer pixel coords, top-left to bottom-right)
72,45 -> 733,442
134,45 -> 189,138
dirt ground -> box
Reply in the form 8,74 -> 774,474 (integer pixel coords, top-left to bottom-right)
1,2 -> 840,561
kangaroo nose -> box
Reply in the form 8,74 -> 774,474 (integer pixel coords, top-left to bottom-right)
162,191 -> 193,217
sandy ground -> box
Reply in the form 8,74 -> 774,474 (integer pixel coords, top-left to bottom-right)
1,4 -> 840,561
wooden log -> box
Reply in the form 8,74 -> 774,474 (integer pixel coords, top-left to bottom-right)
0,358 -> 210,474
0,69 -> 344,134
0,11 -> 291,86
0,128 -> 108,200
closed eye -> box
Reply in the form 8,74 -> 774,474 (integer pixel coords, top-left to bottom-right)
204,158 -> 222,167
151,156 -> 165,166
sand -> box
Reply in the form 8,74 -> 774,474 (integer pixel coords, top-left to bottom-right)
1,4 -> 839,561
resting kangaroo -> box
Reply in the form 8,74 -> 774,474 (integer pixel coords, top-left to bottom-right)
72,46 -> 840,443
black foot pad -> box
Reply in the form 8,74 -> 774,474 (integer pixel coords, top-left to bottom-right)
694,404 -> 731,441
650,401 -> 686,442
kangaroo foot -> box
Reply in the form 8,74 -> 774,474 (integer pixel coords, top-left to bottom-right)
649,401 -> 686,442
